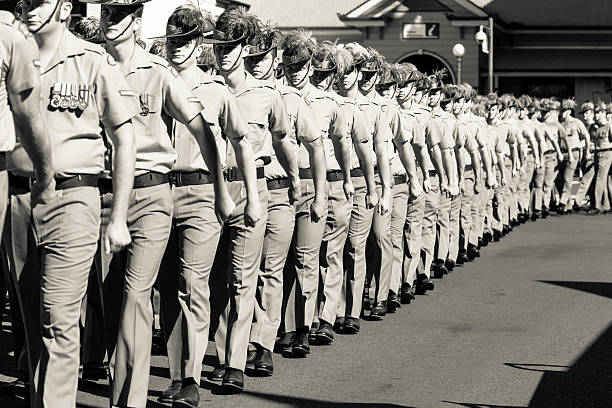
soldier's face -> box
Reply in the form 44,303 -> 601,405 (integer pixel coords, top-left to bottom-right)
283,60 -> 312,89
358,71 -> 378,94
487,105 -> 499,120
452,97 -> 465,114
429,90 -> 441,106
376,83 -> 396,100
595,110 -> 606,124
338,67 -> 359,92
245,51 -> 276,81
214,42 -> 244,73
100,6 -> 138,42
583,110 -> 594,122
167,38 -> 199,68
311,70 -> 335,91
22,0 -> 69,34
396,83 -> 415,103
519,107 -> 528,119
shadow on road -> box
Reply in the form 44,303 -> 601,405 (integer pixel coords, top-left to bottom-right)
442,401 -> 523,408
241,390 -> 415,407
536,280 -> 612,300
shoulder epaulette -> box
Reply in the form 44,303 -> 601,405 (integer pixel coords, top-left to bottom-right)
213,75 -> 225,86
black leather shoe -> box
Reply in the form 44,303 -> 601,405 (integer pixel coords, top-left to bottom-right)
493,230 -> 501,241
483,232 -> 492,243
82,362 -> 108,381
160,380 -> 182,402
333,317 -> 345,333
222,368 -> 244,393
556,204 -> 566,215
370,301 -> 386,319
588,209 -> 601,215
415,275 -> 434,294
456,251 -> 470,265
387,291 -> 401,312
210,365 -> 225,382
432,261 -> 446,278
467,244 -> 480,260
316,321 -> 335,344
254,349 -> 273,376
502,225 -> 510,236
309,321 -> 319,344
542,207 -> 549,218
572,203 -> 581,212
172,383 -> 200,408
246,349 -> 257,367
343,317 -> 360,334
274,332 -> 295,354
445,259 -> 455,272
291,330 -> 310,356
400,282 -> 415,303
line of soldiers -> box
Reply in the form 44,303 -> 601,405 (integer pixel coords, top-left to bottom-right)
1,1 -> 609,408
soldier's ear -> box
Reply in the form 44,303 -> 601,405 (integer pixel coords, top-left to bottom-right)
132,14 -> 142,34
357,70 -> 363,82
59,0 -> 73,23
241,44 -> 250,58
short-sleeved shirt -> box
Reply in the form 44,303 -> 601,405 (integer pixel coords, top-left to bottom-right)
11,29 -> 137,177
0,11 -> 38,154
226,72 -> 290,169
373,93 -> 412,176
173,72 -> 247,173
274,83 -> 320,176
430,106 -> 455,150
593,123 -> 612,150
122,46 -> 204,175
301,84 -> 347,171
335,93 -> 370,170
356,93 -> 392,166
561,117 -> 584,151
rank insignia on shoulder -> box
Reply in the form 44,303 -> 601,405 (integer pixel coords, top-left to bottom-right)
187,96 -> 200,103
140,94 -> 150,116
33,59 -> 41,69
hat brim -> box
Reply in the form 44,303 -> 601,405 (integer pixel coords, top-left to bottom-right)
428,86 -> 442,93
312,66 -> 336,73
206,33 -> 247,45
245,46 -> 276,58
81,0 -> 150,5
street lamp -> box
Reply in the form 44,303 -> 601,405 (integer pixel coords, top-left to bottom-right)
475,17 -> 494,93
452,43 -> 465,84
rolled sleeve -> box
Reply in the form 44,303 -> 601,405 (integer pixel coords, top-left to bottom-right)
351,108 -> 370,144
95,58 -> 139,129
269,90 -> 291,138
162,69 -> 204,125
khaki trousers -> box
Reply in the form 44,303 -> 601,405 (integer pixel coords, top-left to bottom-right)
459,170 -> 475,254
518,155 -> 535,214
543,153 -> 559,210
339,176 -> 374,319
390,182 -> 408,294
435,190 -> 452,263
531,162 -> 545,212
250,185 -> 294,351
403,174 -> 425,286
283,178 -> 327,332
213,179 -> 268,370
559,151 -> 580,207
594,151 -> 612,211
317,180 -> 351,326
448,189 -> 463,262
29,186 -> 100,408
159,183 -> 222,384
420,175 -> 441,277
574,155 -> 595,207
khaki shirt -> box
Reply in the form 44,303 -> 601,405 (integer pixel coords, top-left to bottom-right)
11,29 -> 137,177
355,93 -> 392,166
123,46 -> 203,175
561,117 -> 585,151
335,94 -> 370,170
274,83 -> 320,176
227,72 -> 290,169
173,72 -> 248,173
373,93 -> 413,176
301,84 -> 347,171
1,11 -> 37,155
593,123 -> 612,150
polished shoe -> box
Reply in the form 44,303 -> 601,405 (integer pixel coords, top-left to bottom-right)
82,362 -> 108,381
387,291 -> 401,312
210,365 -> 226,382
588,209 -> 601,215
502,225 -> 510,236
572,203 -> 581,212
542,207 -> 549,218
415,275 -> 434,294
370,301 -> 386,319
333,317 -> 345,333
493,230 -> 501,241
160,380 -> 182,402
467,244 -> 480,260
400,282 -> 415,303
0,375 -> 29,397
222,368 -> 244,393
531,210 -> 541,221
556,204 -> 566,215
343,317 -> 360,334
478,237 -> 484,249
456,251 -> 470,265
246,349 -> 257,367
254,349 -> 273,376
483,232 -> 492,243
291,330 -> 310,356
315,321 -> 335,344
309,321 -> 319,344
172,383 -> 200,408
274,332 -> 295,354
445,259 -> 456,272
432,261 -> 446,278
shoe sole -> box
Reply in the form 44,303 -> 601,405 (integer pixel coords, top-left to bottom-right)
291,346 -> 310,357
315,333 -> 334,344
343,326 -> 359,334
254,366 -> 273,376
172,401 -> 198,408
209,376 -> 224,382
221,382 -> 243,393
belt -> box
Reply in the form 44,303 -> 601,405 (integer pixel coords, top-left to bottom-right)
267,177 -> 292,190
9,173 -> 32,193
133,172 -> 169,189
0,152 -> 6,172
393,174 -> 407,184
170,170 -> 214,187
544,149 -> 556,155
596,147 -> 612,153
428,170 -> 437,177
225,166 -> 265,182
55,174 -> 99,190
98,177 -> 113,192
465,164 -> 474,171
326,170 -> 344,182
350,168 -> 364,177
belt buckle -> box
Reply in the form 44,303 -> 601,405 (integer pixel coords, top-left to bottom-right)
225,167 -> 236,182
169,172 -> 178,186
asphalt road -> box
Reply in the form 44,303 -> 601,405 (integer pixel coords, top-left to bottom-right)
2,212 -> 612,408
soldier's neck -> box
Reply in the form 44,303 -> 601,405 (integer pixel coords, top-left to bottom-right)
176,63 -> 200,88
106,38 -> 136,70
222,67 -> 247,93
339,87 -> 360,99
35,25 -> 66,68
399,98 -> 413,110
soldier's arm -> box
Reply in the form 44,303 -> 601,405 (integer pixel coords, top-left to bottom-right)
270,93 -> 300,195
105,121 -> 135,225
393,113 -> 420,196
454,126 -> 466,191
295,102 -> 327,209
374,111 -> 393,214
427,120 -> 448,188
352,112 -> 377,206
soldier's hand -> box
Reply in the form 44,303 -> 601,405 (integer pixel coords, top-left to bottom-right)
585,151 -> 592,161
557,152 -> 564,162
449,182 -> 460,197
30,177 -> 56,207
215,190 -> 236,224
535,158 -> 542,169
104,220 -> 131,254
378,191 -> 391,215
410,180 -> 422,199
343,181 -> 355,201
459,179 -> 466,194
288,178 -> 301,204
244,198 -> 261,228
474,179 -> 482,194
310,197 -> 326,222
486,175 -> 496,189
440,181 -> 449,195
422,179 -> 432,194
365,190 -> 378,209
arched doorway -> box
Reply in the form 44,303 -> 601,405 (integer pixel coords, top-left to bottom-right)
397,51 -> 457,84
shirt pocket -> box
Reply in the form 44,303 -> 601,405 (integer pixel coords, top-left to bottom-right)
242,110 -> 267,153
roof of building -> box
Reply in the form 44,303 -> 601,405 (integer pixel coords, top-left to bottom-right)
241,0 -> 363,28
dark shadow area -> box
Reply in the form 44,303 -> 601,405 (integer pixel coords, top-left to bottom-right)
536,281 -> 612,300
242,390 -> 415,407
149,365 -> 171,380
442,402 -> 524,408
503,363 -> 569,373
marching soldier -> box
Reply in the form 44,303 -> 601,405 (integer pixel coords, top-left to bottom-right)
591,102 -> 612,214
540,99 -> 565,217
573,101 -> 595,211
209,7 -> 296,392
559,98 -> 587,213
18,0 -> 138,405
528,98 -> 547,219
155,6 -> 260,407
517,95 -> 541,221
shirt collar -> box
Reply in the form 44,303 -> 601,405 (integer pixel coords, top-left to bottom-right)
42,28 -> 88,74
126,45 -> 154,75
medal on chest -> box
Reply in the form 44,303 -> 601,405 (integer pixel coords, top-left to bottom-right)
140,93 -> 150,116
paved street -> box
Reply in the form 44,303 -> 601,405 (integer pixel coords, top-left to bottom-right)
1,213 -> 611,408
